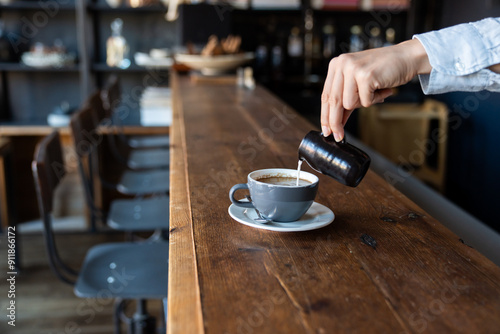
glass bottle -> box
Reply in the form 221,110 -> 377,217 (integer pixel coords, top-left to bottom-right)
0,20 -> 14,62
106,18 -> 130,69
384,28 -> 396,47
288,27 -> 303,58
349,25 -> 364,53
322,23 -> 336,59
369,27 -> 383,49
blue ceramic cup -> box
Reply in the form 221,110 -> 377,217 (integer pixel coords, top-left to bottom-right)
229,168 -> 319,222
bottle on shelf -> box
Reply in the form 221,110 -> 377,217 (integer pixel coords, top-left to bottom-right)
271,44 -> 284,81
368,27 -> 383,49
0,20 -> 15,62
322,22 -> 336,59
287,27 -> 303,58
255,44 -> 268,68
106,18 -> 130,69
384,28 -> 396,47
349,25 -> 364,53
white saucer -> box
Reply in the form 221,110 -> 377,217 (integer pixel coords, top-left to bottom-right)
228,201 -> 335,232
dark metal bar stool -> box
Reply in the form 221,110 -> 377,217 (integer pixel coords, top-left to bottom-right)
32,131 -> 169,334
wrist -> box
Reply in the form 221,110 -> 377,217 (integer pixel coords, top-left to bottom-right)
399,39 -> 432,76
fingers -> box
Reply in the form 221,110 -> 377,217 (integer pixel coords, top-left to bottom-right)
321,54 -> 390,142
320,91 -> 331,137
328,70 -> 345,142
343,70 -> 359,111
320,60 -> 335,137
321,58 -> 355,142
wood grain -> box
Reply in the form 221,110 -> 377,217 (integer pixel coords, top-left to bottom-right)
168,72 -> 500,334
167,73 -> 204,334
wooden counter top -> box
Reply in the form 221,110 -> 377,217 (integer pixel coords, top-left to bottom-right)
167,72 -> 500,334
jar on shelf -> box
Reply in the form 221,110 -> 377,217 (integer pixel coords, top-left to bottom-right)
106,18 -> 130,69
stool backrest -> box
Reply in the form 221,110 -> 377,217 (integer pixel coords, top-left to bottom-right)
32,131 -> 78,284
101,74 -> 121,113
70,105 -> 104,228
84,90 -> 109,123
32,131 -> 65,213
70,104 -> 101,159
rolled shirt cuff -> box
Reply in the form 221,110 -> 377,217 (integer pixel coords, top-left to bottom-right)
414,17 -> 500,94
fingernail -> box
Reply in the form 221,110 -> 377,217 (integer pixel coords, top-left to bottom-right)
333,133 -> 342,142
321,126 -> 331,137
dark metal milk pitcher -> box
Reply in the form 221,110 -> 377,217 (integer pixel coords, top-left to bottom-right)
298,130 -> 371,187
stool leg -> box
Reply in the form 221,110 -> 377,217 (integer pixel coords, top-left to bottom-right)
132,299 -> 156,334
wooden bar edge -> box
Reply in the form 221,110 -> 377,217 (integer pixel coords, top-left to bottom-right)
167,72 -> 204,334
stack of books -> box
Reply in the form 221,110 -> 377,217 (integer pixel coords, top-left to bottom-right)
139,86 -> 172,126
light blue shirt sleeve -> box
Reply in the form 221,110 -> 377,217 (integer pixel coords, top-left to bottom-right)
413,17 -> 500,94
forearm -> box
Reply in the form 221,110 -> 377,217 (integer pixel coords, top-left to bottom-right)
489,63 -> 500,74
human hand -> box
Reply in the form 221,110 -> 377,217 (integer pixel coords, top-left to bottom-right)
321,39 -> 431,141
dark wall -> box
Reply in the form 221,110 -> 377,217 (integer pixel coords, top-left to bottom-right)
430,0 -> 500,231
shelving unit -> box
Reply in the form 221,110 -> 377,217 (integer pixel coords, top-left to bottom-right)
0,0 -> 429,124
0,0 -> 175,122
0,0 -> 79,121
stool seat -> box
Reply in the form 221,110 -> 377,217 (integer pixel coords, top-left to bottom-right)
75,240 -> 169,299
128,135 -> 169,149
117,169 -> 169,195
127,149 -> 169,169
108,196 -> 169,231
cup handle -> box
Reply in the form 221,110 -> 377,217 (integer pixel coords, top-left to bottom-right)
229,183 -> 254,208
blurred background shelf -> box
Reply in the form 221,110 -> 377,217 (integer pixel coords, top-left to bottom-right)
91,62 -> 154,72
87,3 -> 167,12
0,62 -> 80,72
0,2 -> 75,11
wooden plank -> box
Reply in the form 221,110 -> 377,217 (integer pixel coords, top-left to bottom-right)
0,125 -> 168,136
167,73 -> 204,334
98,126 -> 169,135
0,125 -> 72,137
169,73 -> 500,333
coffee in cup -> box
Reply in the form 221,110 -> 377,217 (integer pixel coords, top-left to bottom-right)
257,176 -> 312,186
229,168 -> 319,222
